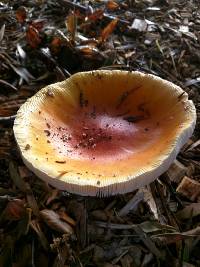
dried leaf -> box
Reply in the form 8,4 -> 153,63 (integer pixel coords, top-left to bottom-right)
152,231 -> 200,245
87,9 -> 104,21
139,221 -> 176,234
50,37 -> 62,54
106,0 -> 119,11
100,18 -> 119,42
77,45 -> 102,59
30,19 -> 46,31
40,209 -> 74,234
4,199 -> 25,220
16,6 -> 27,23
26,25 -> 41,49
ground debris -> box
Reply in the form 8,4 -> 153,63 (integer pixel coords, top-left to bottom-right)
131,18 -> 148,32
176,176 -> 200,202
176,202 -> 200,220
0,0 -> 199,266
40,209 -> 74,234
118,190 -> 144,217
167,159 -> 187,183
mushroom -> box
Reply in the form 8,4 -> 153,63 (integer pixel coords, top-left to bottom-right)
13,70 -> 196,196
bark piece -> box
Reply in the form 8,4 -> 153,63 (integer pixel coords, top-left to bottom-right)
131,19 -> 147,32
167,160 -> 187,183
176,176 -> 200,202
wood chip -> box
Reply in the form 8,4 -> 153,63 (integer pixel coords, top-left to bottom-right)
167,160 -> 187,183
131,19 -> 147,32
176,176 -> 200,202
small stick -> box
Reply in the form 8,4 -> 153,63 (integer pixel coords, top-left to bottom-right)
0,115 -> 16,122
0,79 -> 18,91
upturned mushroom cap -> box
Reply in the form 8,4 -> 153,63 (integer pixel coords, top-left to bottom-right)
14,70 -> 196,196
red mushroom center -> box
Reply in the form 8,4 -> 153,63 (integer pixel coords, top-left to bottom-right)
44,108 -> 160,162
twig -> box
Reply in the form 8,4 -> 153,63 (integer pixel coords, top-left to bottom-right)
0,115 -> 16,122
94,221 -> 137,230
152,227 -> 200,245
118,191 -> 144,217
39,48 -> 71,79
0,79 -> 18,91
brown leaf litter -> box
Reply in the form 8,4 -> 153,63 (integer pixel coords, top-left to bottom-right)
0,0 -> 199,266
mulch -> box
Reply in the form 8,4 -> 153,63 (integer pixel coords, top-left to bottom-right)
0,0 -> 199,266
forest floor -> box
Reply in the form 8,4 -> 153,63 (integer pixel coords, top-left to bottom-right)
0,0 -> 200,266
